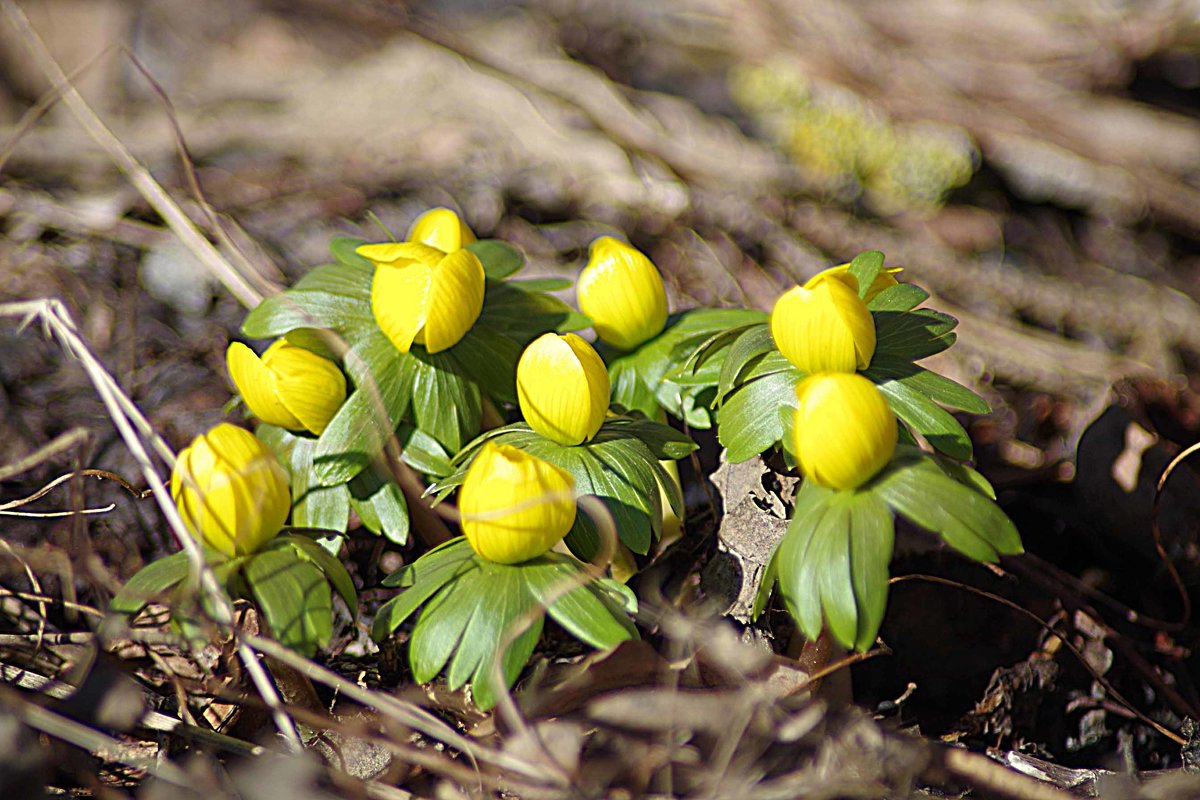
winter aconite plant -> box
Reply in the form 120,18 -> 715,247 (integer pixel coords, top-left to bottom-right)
683,251 -> 1022,650
371,441 -> 637,709
112,423 -> 355,656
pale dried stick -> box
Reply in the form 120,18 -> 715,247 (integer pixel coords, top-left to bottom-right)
0,298 -> 303,752
0,0 -> 263,309
0,686 -> 193,787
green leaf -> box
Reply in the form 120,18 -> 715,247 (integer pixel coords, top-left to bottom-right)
524,556 -> 637,649
446,585 -> 503,690
848,492 -> 894,651
872,309 -> 958,361
776,489 -> 830,640
475,612 -> 543,711
274,534 -> 358,616
348,467 -> 410,545
329,237 -> 375,270
752,546 -> 781,621
865,355 -> 989,414
609,357 -> 662,422
398,426 -> 454,477
381,538 -> 475,589
875,379 -> 974,460
466,240 -> 525,280
448,563 -> 534,698
245,549 -> 332,657
717,368 -> 803,462
847,251 -> 884,298
409,576 -> 484,683
446,324 -> 522,404
467,565 -> 546,708
512,277 -> 573,292
598,417 -> 697,461
813,499 -> 856,648
411,350 -> 482,453
372,541 -> 477,640
717,324 -> 774,403
111,551 -> 193,614
867,283 -> 929,312
477,281 -> 577,345
606,308 -> 767,424
314,331 -> 416,485
874,458 -> 1023,563
241,257 -> 374,342
258,425 -> 351,533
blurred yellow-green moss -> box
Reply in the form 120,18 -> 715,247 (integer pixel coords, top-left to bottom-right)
730,59 -> 977,215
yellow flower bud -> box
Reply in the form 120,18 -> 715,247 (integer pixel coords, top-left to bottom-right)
517,333 -> 610,445
577,237 -> 669,350
227,340 -> 347,435
358,241 -> 485,354
171,423 -> 291,557
459,442 -> 576,564
826,263 -> 903,302
770,268 -> 876,373
406,207 -> 476,253
792,373 -> 897,490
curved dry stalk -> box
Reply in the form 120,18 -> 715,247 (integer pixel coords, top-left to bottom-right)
1150,439 -> 1199,631
0,298 -> 304,753
0,0 -> 264,309
0,684 -> 193,787
890,573 -> 1186,747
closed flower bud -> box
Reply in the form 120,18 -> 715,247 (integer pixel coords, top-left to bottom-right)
406,207 -> 476,253
577,237 -> 669,350
227,340 -> 347,435
792,373 -> 897,490
518,333 -> 610,445
459,442 -> 576,564
171,423 -> 291,557
770,268 -> 876,374
358,241 -> 485,354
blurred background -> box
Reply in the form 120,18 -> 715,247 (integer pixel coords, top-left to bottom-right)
4,0 -> 1200,775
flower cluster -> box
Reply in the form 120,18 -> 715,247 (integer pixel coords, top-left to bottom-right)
116,197 -> 1016,688
771,265 -> 898,490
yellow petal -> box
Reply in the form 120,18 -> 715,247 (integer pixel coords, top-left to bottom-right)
407,207 -> 476,253
658,458 -> 684,545
459,442 -> 576,564
422,249 -> 485,353
356,241 -> 446,266
517,333 -> 610,445
372,260 -> 433,353
261,340 -> 347,435
227,342 -> 305,430
771,272 -> 876,373
578,237 -> 669,351
792,374 -> 896,490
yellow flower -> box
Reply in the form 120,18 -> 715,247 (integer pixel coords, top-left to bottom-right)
227,340 -> 347,435
459,442 -> 576,564
577,237 -> 669,350
517,333 -> 610,445
792,373 -> 897,490
826,263 -> 903,302
357,241 -> 485,354
406,207 -> 476,253
770,268 -> 876,374
171,423 -> 291,557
